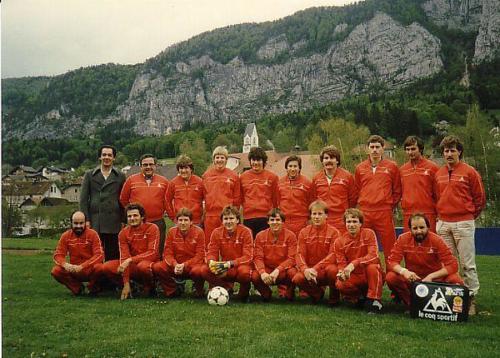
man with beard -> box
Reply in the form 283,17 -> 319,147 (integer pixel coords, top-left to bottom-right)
51,211 -> 104,295
251,208 -> 297,301
292,200 -> 340,305
165,155 -> 204,226
240,147 -> 279,238
335,208 -> 384,313
311,145 -> 357,234
80,145 -> 125,261
99,203 -> 159,300
399,136 -> 439,232
202,146 -> 241,247
386,213 -> 463,308
120,154 -> 169,255
201,205 -> 253,302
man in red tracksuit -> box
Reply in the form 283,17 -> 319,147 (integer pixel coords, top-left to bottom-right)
120,154 -> 169,255
278,155 -> 312,236
386,213 -> 463,307
434,135 -> 485,315
51,211 -> 104,295
240,146 -> 279,238
354,135 -> 401,264
153,208 -> 206,298
311,145 -> 357,233
99,203 -> 159,299
400,136 -> 439,232
252,208 -> 297,301
201,205 -> 253,302
203,146 -> 241,247
292,200 -> 340,305
334,208 -> 384,313
165,155 -> 204,225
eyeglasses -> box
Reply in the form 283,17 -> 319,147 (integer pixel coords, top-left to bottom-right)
141,163 -> 156,167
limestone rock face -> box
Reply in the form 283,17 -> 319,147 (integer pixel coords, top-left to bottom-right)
473,0 -> 500,63
422,0 -> 483,31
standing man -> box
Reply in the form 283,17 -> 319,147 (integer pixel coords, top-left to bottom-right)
153,208 -> 206,298
80,145 -> 125,261
400,136 -> 439,232
99,203 -> 159,299
292,200 -> 340,305
51,211 -> 104,296
278,155 -> 312,235
201,205 -> 253,302
240,147 -> 279,238
120,154 -> 169,255
435,135 -> 485,315
311,145 -> 357,233
386,213 -> 463,309
252,208 -> 297,301
354,135 -> 401,264
165,155 -> 204,226
203,146 -> 241,247
334,208 -> 384,313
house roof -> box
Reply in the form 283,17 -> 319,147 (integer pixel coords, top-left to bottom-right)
244,123 -> 256,137
40,197 -> 70,206
9,165 -> 38,174
2,181 -> 54,196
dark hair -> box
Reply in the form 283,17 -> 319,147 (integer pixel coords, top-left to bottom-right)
408,213 -> 430,229
403,136 -> 424,153
176,207 -> 193,220
70,210 -> 87,223
140,154 -> 156,165
319,145 -> 341,166
125,203 -> 146,218
366,135 -> 385,147
343,208 -> 364,224
248,147 -> 268,167
440,135 -> 464,159
176,155 -> 194,171
98,145 -> 117,158
285,155 -> 302,170
309,200 -> 328,215
267,208 -> 285,222
220,205 -> 241,222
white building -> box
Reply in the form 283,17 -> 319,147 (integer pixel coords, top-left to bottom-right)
242,123 -> 259,153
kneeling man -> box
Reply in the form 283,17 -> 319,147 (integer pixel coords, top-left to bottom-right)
100,203 -> 159,299
334,208 -> 384,313
386,213 -> 463,307
153,208 -> 206,298
252,208 -> 297,301
201,205 -> 253,302
51,211 -> 104,295
292,200 -> 340,305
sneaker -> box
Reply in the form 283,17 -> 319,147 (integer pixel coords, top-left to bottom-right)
365,299 -> 383,314
469,297 -> 477,316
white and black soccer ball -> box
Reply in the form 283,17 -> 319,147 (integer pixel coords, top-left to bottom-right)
207,286 -> 229,306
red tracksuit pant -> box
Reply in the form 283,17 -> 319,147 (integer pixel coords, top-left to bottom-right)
51,264 -> 100,295
100,259 -> 155,289
336,264 -> 384,301
251,267 -> 297,300
152,261 -> 205,297
386,271 -> 464,306
200,264 -> 252,299
292,264 -> 339,304
203,216 -> 221,249
363,210 -> 396,265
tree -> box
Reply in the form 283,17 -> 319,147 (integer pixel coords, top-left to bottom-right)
2,198 -> 23,237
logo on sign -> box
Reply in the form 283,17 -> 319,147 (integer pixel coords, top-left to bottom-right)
423,288 -> 452,314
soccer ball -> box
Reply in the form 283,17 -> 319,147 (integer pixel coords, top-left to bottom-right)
207,286 -> 229,306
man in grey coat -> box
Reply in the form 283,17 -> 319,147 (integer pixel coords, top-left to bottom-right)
80,145 -> 126,261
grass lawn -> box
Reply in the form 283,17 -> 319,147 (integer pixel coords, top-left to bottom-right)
2,238 -> 499,357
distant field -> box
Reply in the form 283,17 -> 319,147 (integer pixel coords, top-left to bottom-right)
2,239 -> 499,357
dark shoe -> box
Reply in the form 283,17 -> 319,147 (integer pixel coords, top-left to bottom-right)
74,284 -> 85,296
356,296 -> 367,309
391,292 -> 402,305
365,299 -> 383,314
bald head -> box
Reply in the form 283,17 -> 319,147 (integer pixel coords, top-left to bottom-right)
71,211 -> 86,236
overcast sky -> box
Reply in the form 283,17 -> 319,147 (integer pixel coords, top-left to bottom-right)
1,0 -> 357,79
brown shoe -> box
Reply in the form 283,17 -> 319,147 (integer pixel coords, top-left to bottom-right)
469,298 -> 477,316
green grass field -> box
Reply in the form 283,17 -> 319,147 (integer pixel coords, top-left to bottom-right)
2,238 -> 499,357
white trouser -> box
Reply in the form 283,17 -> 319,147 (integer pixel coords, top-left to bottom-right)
436,219 -> 479,295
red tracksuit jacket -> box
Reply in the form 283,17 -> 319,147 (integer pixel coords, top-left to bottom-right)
296,224 -> 340,272
53,228 -> 103,269
162,225 -> 205,269
435,162 -> 486,222
240,169 -> 279,219
206,224 -> 253,267
387,231 -> 459,278
165,174 -> 204,224
253,228 -> 297,274
120,173 -> 170,222
202,167 -> 241,217
278,174 -> 312,221
334,228 -> 380,273
311,169 -> 357,217
355,158 -> 402,212
400,157 -> 439,214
